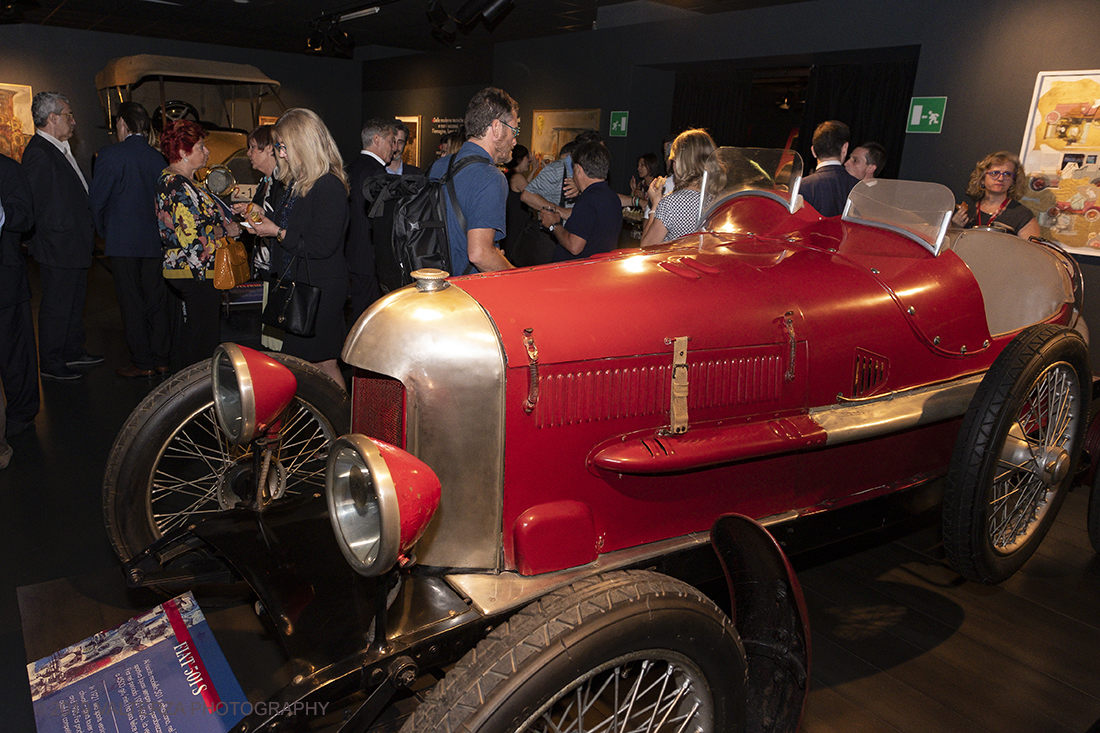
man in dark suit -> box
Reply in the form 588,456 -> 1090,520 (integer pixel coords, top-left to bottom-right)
800,120 -> 860,218
346,118 -> 397,316
0,152 -> 40,438
386,120 -> 422,176
21,91 -> 102,381
89,102 -> 170,378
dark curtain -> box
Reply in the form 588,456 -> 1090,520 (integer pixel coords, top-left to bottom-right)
671,70 -> 754,147
797,57 -> 919,179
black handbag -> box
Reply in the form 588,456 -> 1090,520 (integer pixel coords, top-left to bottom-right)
261,244 -> 321,338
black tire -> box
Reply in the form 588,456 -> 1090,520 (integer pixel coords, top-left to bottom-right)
401,570 -> 747,733
944,324 -> 1089,583
103,353 -> 350,562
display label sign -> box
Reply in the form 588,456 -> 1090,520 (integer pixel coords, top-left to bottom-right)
610,111 -> 628,137
907,97 -> 947,133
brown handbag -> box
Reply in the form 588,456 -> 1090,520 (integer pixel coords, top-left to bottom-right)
213,236 -> 250,290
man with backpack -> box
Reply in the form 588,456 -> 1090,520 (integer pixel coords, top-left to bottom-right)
428,87 -> 518,275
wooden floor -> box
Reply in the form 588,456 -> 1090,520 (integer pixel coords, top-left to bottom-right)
797,486 -> 1100,733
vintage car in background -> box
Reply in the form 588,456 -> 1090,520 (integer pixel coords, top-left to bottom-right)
102,148 -> 1089,733
94,54 -> 285,199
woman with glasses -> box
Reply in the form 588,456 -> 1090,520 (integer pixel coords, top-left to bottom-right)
157,120 -> 241,367
951,151 -> 1039,239
242,109 -> 349,389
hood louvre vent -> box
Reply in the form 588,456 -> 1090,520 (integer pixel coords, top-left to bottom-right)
852,349 -> 889,398
536,352 -> 784,429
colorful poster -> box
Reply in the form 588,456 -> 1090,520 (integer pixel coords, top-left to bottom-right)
1019,70 -> 1100,251
28,592 -> 248,733
530,109 -> 601,163
0,82 -> 33,161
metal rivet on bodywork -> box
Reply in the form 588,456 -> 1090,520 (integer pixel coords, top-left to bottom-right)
983,340 -> 990,348
907,306 -> 916,315
933,336 -> 941,345
960,345 -> 967,354
871,268 -> 880,274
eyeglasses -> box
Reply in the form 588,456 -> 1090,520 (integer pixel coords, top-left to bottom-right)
986,170 -> 1014,180
55,111 -> 74,119
499,119 -> 520,138
274,142 -> 287,153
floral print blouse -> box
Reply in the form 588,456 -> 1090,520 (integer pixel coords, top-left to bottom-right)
156,171 -> 230,280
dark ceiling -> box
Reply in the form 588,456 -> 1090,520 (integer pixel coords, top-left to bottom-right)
3,0 -> 806,56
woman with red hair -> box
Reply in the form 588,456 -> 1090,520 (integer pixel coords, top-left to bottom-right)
156,120 -> 241,367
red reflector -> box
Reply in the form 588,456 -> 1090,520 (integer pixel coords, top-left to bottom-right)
352,370 -> 406,448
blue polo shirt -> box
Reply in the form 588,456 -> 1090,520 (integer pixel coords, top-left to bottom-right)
429,142 -> 506,275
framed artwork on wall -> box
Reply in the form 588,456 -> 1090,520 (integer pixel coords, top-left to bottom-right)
398,115 -> 420,168
0,83 -> 33,162
1019,69 -> 1100,252
530,109 -> 601,165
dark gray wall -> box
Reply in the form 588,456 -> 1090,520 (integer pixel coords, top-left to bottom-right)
362,0 -> 1098,197
0,23 -> 363,172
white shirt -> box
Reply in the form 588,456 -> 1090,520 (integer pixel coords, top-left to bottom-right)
360,150 -> 389,167
36,129 -> 88,191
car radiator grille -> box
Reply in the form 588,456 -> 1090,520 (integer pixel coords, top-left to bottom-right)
352,370 -> 406,448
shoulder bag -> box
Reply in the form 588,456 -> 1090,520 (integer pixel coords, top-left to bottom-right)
261,239 -> 321,338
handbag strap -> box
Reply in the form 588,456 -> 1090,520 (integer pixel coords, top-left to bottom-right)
275,235 -> 312,285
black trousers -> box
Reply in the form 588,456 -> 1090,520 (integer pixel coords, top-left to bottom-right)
37,264 -> 88,372
167,277 -> 221,369
113,256 -> 170,369
0,297 -> 39,428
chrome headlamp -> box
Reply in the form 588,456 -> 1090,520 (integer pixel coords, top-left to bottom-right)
212,344 -> 297,445
326,435 -> 441,576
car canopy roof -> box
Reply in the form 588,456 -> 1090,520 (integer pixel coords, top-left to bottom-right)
95,55 -> 280,91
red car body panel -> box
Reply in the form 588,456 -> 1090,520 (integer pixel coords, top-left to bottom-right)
446,193 -> 1064,575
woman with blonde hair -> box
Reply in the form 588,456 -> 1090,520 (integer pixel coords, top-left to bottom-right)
640,128 -> 716,245
950,150 -> 1039,239
243,109 -> 350,388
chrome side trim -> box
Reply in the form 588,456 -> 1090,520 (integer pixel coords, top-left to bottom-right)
342,282 -> 506,570
446,532 -> 711,615
810,373 -> 983,446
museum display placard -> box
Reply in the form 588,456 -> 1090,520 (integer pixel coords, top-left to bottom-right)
28,592 -> 248,733
1019,69 -> 1100,252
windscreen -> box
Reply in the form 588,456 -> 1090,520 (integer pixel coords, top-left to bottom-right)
701,148 -> 804,224
841,179 -> 956,255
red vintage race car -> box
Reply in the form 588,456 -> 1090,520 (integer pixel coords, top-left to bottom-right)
103,148 -> 1089,733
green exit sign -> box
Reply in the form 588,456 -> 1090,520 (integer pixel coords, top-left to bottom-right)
907,97 -> 947,133
609,111 -> 628,138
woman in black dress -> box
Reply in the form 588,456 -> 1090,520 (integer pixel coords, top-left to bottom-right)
243,109 -> 349,389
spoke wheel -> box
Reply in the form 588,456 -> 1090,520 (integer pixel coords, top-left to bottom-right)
518,652 -> 712,733
401,570 -> 746,733
103,353 -> 350,562
944,324 -> 1089,583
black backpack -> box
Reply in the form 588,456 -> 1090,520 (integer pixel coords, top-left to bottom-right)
363,153 -> 491,292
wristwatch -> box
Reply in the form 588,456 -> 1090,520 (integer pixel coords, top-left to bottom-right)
548,224 -> 557,232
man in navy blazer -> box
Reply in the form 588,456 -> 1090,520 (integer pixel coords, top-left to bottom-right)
800,120 -> 859,218
22,91 -> 101,380
89,102 -> 170,377
0,152 -> 40,437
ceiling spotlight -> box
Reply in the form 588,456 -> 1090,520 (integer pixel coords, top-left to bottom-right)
427,0 -> 456,42
480,0 -> 512,22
